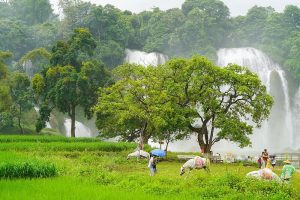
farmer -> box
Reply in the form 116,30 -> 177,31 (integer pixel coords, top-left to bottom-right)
270,155 -> 276,168
261,149 -> 269,168
258,153 -> 263,168
266,158 -> 272,169
280,160 -> 296,183
148,153 -> 157,176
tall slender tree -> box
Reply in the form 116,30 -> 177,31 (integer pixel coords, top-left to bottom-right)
32,28 -> 111,137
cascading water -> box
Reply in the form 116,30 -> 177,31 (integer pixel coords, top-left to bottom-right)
124,49 -> 168,66
64,118 -> 93,137
33,106 -> 51,128
23,60 -> 34,79
124,47 -> 298,153
293,88 -> 300,150
217,48 -> 294,152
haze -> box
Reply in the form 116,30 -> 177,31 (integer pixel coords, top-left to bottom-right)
50,0 -> 300,16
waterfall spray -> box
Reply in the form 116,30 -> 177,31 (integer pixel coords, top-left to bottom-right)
217,48 -> 294,152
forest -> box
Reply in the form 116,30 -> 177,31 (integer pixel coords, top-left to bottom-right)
0,0 -> 300,151
0,1 -> 300,199
1,0 -> 300,72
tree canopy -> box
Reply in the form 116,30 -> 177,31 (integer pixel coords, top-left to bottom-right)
2,0 -> 300,79
94,56 -> 273,152
32,28 -> 111,137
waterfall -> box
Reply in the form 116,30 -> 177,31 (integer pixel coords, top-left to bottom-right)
33,106 -> 51,128
217,48 -> 294,152
124,49 -> 168,66
124,47 -> 297,153
293,88 -> 300,150
63,118 -> 93,138
23,60 -> 34,79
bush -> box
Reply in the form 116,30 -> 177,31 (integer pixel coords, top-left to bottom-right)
0,161 -> 57,179
0,112 -> 13,129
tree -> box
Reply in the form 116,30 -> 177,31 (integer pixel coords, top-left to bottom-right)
0,51 -> 12,112
32,28 -> 111,137
161,56 -> 273,153
0,19 -> 32,60
10,0 -> 54,25
17,48 -> 51,79
0,51 -> 14,130
94,64 -> 156,147
0,1 -> 12,19
10,73 -> 34,134
93,62 -> 191,149
95,56 -> 272,152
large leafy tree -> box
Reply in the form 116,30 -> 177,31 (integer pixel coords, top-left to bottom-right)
94,63 -> 192,148
94,64 -> 158,146
160,56 -> 273,153
32,28 -> 111,137
95,56 -> 273,152
59,1 -> 134,67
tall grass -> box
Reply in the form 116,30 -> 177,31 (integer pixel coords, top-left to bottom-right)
0,142 -> 137,152
0,161 -> 57,178
0,135 -> 101,143
0,135 -> 142,152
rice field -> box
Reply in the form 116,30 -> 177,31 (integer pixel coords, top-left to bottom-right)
0,135 -> 299,200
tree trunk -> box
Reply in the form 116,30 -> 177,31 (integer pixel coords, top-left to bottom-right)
164,140 -> 170,158
18,106 -> 24,134
197,125 -> 212,154
138,122 -> 148,150
70,105 -> 76,137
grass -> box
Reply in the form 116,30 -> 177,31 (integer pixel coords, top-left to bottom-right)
0,177 -> 179,200
0,162 -> 57,178
0,135 -> 299,199
0,152 -> 57,178
0,135 -> 101,142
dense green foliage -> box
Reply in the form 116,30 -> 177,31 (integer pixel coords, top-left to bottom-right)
32,28 -> 111,136
0,52 -> 34,133
0,135 -> 298,199
0,0 -> 299,147
95,56 -> 273,152
10,73 -> 34,134
94,63 -> 192,146
0,52 -> 12,113
2,0 -> 300,76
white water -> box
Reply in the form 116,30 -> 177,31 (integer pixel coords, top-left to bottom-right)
124,47 -> 298,153
293,88 -> 300,150
33,106 -> 51,128
217,48 -> 294,152
124,49 -> 168,66
23,60 -> 34,79
64,118 -> 93,137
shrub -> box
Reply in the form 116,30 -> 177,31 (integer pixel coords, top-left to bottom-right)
0,112 -> 13,129
0,161 -> 57,179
